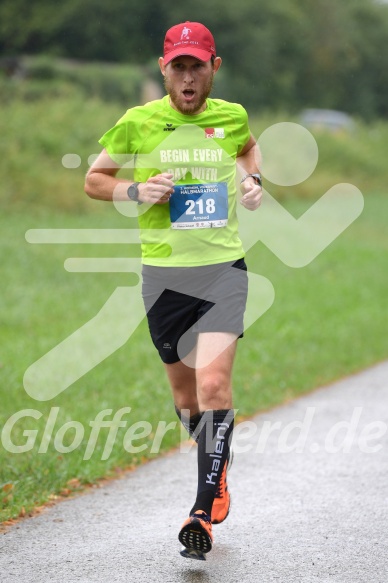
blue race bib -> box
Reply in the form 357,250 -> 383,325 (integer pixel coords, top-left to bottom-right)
169,183 -> 228,230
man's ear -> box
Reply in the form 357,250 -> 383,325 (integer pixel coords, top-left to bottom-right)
213,57 -> 222,73
159,57 -> 166,76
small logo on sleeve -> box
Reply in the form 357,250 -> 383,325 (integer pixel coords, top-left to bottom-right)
205,128 -> 225,139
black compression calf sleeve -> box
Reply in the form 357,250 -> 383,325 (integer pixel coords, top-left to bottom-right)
175,406 -> 203,443
190,409 -> 234,516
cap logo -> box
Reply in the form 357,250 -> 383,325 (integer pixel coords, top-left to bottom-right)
181,26 -> 191,40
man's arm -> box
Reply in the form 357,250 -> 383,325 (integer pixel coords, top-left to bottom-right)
84,149 -> 174,204
236,135 -> 263,211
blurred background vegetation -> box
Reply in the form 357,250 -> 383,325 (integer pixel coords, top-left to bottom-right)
1,0 -> 388,212
1,0 -> 388,117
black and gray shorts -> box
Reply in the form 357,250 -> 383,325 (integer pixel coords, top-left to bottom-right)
142,258 -> 248,364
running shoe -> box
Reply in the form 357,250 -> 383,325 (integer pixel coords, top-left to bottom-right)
211,449 -> 233,524
179,510 -> 213,560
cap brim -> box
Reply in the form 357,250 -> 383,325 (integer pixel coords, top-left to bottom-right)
163,48 -> 213,65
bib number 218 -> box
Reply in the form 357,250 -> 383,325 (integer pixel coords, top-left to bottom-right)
185,198 -> 216,215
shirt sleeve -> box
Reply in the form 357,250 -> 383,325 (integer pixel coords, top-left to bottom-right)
98,117 -> 134,166
235,105 -> 251,155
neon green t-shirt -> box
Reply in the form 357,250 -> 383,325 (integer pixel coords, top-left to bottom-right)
99,95 -> 251,267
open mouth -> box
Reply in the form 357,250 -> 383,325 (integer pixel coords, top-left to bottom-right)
182,89 -> 195,101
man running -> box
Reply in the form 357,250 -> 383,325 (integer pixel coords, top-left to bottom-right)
84,21 -> 262,560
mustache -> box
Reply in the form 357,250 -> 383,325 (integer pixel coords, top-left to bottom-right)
163,74 -> 215,106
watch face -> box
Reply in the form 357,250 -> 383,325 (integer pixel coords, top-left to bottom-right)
128,183 -> 138,201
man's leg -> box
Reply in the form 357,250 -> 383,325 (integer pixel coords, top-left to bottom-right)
164,332 -> 236,502
164,360 -> 199,413
177,332 -> 237,556
195,332 -> 237,410
164,332 -> 236,441
190,332 -> 236,515
164,360 -> 204,442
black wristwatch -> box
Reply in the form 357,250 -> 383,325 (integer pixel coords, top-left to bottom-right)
127,182 -> 143,204
240,173 -> 262,187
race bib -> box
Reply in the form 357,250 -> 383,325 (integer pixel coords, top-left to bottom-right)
169,183 -> 228,229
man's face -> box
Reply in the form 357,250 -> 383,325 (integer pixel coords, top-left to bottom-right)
160,55 -> 221,115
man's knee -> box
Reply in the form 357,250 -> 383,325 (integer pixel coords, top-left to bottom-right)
197,372 -> 231,408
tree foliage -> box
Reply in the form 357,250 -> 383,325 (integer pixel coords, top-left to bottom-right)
1,0 -> 388,117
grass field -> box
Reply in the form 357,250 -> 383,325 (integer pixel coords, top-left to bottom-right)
1,93 -> 388,522
1,190 -> 387,523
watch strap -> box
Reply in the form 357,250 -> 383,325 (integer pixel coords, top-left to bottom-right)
240,173 -> 262,186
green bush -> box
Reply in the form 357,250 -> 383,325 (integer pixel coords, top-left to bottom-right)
0,56 -> 149,105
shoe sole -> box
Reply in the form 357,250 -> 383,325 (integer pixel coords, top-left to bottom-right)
178,519 -> 213,556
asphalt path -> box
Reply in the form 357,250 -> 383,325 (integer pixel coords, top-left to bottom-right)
1,362 -> 387,582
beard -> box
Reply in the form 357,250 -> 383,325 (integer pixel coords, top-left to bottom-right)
164,73 -> 214,115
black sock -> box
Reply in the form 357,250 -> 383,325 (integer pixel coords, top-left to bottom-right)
190,409 -> 234,517
175,406 -> 203,443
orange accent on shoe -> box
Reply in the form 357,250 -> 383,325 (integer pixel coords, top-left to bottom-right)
211,459 -> 231,524
178,510 -> 213,554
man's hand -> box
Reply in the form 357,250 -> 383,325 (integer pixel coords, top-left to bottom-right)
240,177 -> 263,211
138,173 -> 175,204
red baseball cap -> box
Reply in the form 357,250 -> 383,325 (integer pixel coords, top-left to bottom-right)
163,22 -> 216,65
